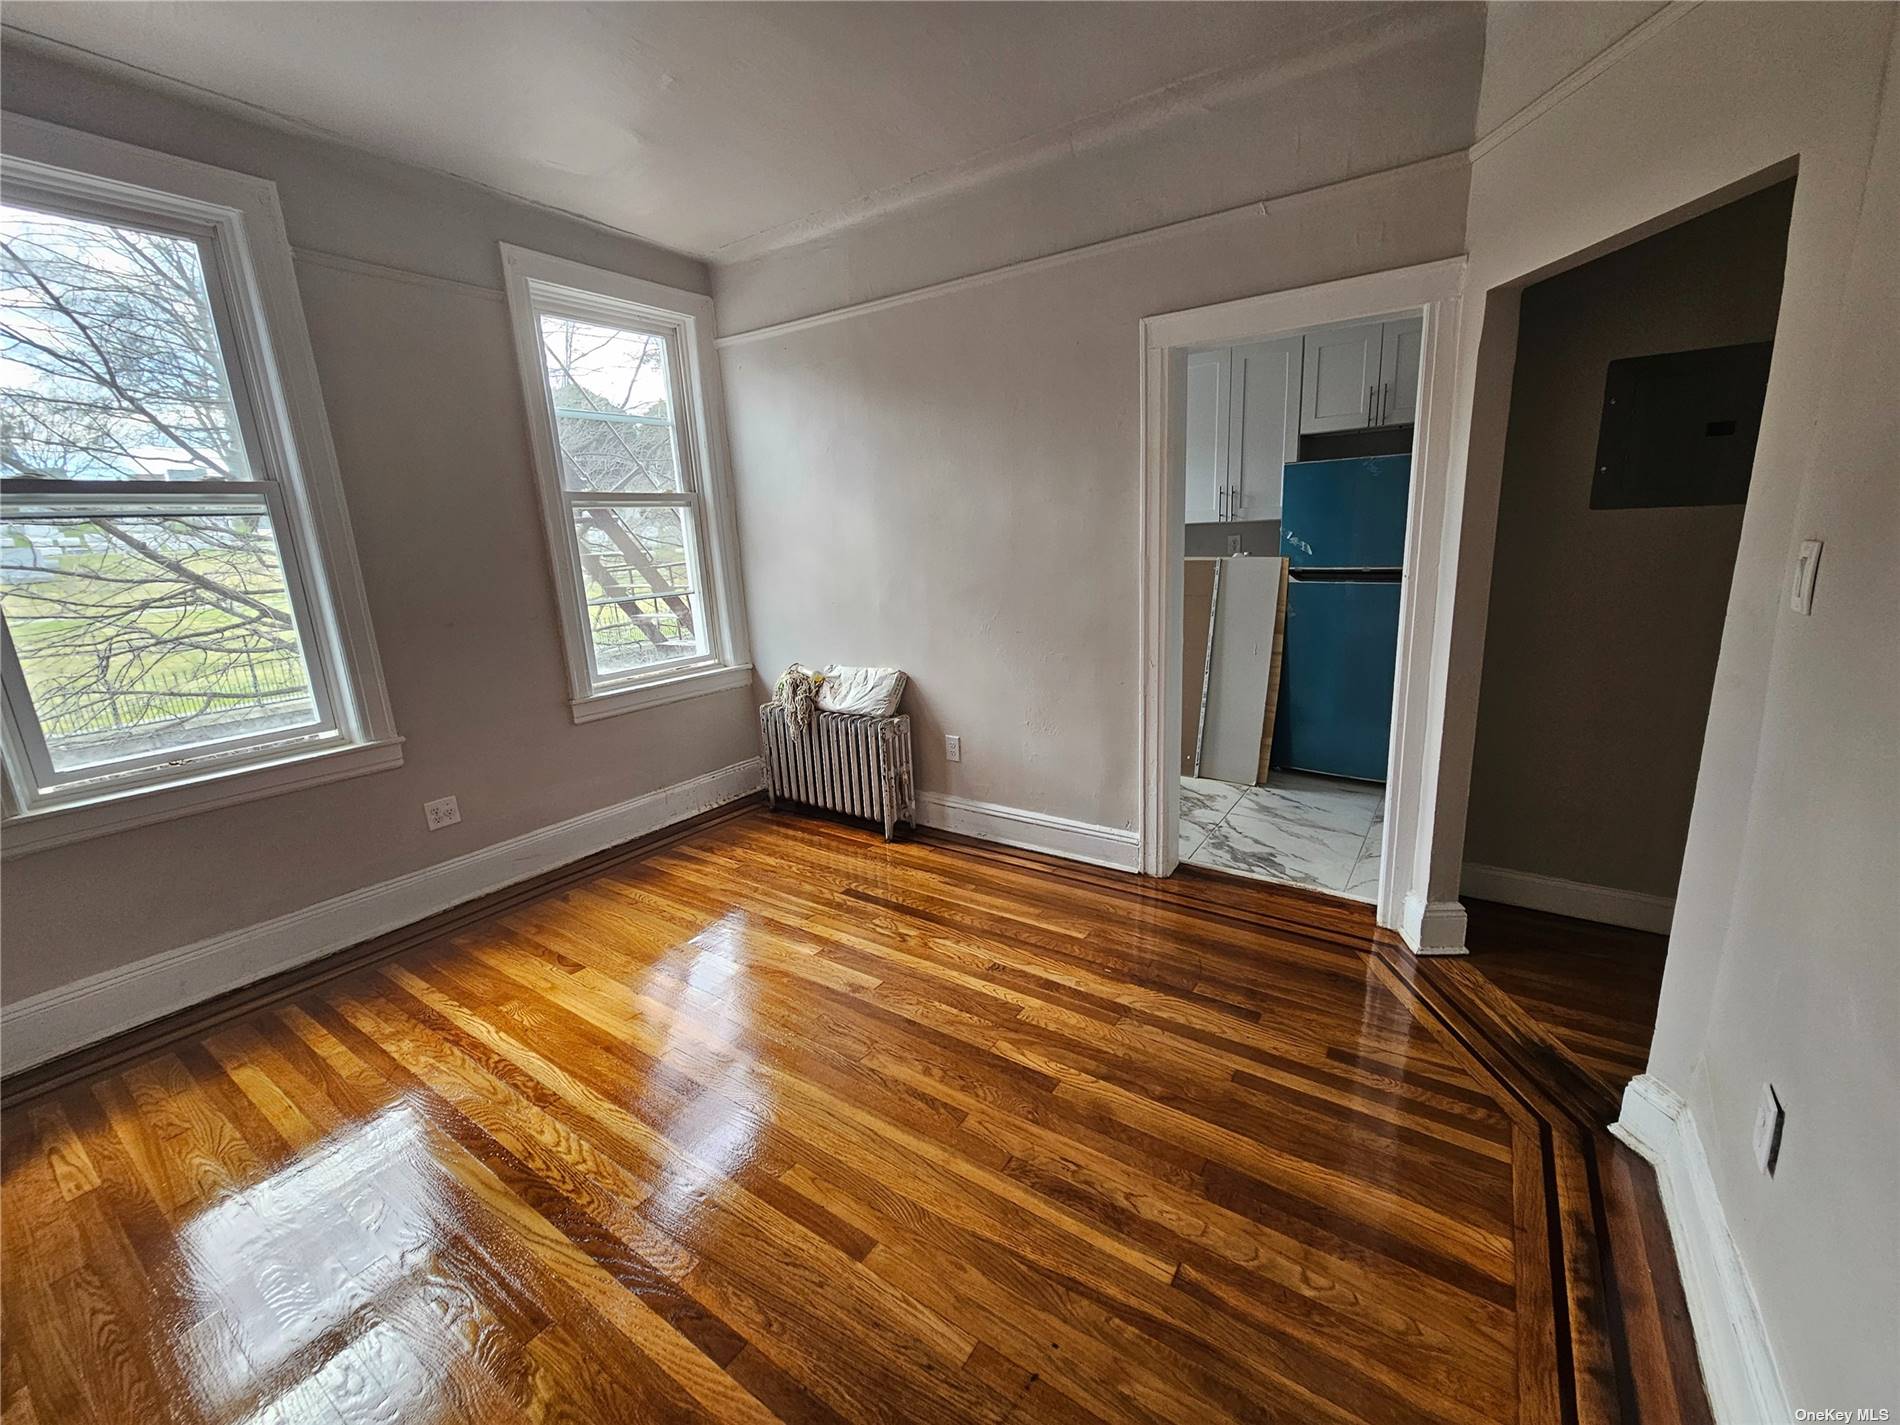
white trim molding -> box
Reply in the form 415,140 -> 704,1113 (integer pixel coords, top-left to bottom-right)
568,662 -> 754,723
498,243 -> 753,725
0,758 -> 764,1073
1612,1075 -> 1792,1425
915,791 -> 1140,873
1138,256 -> 1468,940
1462,862 -> 1676,934
1469,3 -> 1699,162
714,152 -> 1469,350
1400,892 -> 1470,955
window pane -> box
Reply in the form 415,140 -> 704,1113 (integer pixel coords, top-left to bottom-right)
1,507 -> 320,772
537,313 -> 681,492
0,204 -> 253,482
571,505 -> 703,677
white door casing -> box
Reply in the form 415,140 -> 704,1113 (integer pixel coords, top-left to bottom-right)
1139,257 -> 1467,950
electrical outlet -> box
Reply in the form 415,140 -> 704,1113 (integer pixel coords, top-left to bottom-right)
1753,1083 -> 1785,1175
944,734 -> 961,763
423,795 -> 461,832
1226,534 -> 1243,556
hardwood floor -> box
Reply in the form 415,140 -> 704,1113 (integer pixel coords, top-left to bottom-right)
1,808 -> 1706,1424
1460,899 -> 1668,1096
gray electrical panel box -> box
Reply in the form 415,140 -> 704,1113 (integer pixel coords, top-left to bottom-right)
1590,341 -> 1773,509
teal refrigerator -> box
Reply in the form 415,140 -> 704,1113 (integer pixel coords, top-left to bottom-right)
1271,455 -> 1410,782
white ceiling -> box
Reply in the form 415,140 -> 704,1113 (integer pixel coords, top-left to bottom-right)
3,2 -> 1416,263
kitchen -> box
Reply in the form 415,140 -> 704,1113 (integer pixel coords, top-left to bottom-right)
1179,310 -> 1419,899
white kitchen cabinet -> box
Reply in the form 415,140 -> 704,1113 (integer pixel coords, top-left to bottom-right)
1299,316 -> 1424,433
1185,338 -> 1299,525
1187,316 -> 1418,525
1377,315 -> 1424,427
1298,322 -> 1382,433
1227,336 -> 1301,521
1183,348 -> 1231,524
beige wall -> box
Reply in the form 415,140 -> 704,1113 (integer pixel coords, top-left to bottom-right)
0,49 -> 758,1003
1433,2 -> 1898,1406
714,6 -> 1484,334
716,9 -> 1479,837
1693,52 -> 1899,1407
1472,1 -> 1663,140
1463,180 -> 1792,898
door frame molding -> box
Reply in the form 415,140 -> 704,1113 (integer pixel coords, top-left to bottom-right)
1137,256 -> 1468,947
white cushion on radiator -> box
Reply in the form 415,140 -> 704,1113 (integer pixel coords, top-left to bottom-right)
816,665 -> 907,717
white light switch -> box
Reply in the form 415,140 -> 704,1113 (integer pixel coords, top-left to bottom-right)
1790,539 -> 1822,615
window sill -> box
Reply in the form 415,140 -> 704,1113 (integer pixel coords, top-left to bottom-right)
2,736 -> 405,859
570,663 -> 754,724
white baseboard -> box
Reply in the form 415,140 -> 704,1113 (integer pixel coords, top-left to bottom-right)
915,791 -> 1141,873
1,758 -> 765,1074
1462,862 -> 1675,934
1400,891 -> 1469,955
1612,1074 -> 1791,1425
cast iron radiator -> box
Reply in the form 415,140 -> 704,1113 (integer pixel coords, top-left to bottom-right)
758,703 -> 915,841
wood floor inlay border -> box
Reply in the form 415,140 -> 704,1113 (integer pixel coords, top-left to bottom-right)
916,825 -> 1708,1425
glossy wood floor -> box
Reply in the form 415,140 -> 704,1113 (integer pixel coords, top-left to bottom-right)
1,808 -> 1706,1424
1461,899 -> 1668,1096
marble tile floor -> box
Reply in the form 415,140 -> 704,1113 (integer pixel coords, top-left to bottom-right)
1179,770 -> 1384,901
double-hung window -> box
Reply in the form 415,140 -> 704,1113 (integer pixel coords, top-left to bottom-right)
501,245 -> 749,722
1,118 -> 398,851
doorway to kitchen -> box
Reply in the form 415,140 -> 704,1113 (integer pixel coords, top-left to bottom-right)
1178,313 -> 1418,900
1138,259 -> 1466,937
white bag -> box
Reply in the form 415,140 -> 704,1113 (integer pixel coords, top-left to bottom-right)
815,665 -> 907,717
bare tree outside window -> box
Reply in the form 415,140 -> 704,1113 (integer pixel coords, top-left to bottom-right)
537,313 -> 704,675
0,203 -> 320,771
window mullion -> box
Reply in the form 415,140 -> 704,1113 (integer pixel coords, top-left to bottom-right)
0,479 -> 278,506
561,490 -> 694,511
549,406 -> 672,429
181,233 -> 273,485
0,623 -> 61,796
255,482 -> 342,738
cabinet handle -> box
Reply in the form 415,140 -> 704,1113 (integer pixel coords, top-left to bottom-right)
1381,382 -> 1391,425
1367,384 -> 1375,428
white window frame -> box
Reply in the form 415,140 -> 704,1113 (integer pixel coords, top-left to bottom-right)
500,244 -> 750,723
0,116 -> 400,857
